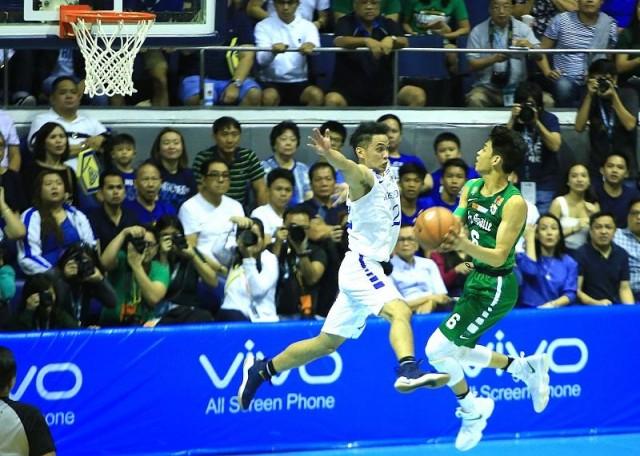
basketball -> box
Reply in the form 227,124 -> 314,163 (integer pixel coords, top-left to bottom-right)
414,207 -> 457,250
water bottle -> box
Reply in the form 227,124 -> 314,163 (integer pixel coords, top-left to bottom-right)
203,81 -> 215,106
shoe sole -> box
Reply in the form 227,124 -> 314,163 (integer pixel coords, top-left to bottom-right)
456,399 -> 496,452
394,372 -> 450,393
533,354 -> 550,413
237,352 -> 255,410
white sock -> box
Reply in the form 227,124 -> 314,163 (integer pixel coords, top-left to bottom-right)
457,390 -> 478,414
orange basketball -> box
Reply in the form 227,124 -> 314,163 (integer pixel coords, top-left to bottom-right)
414,207 -> 457,250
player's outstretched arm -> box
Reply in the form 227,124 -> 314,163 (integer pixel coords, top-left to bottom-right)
308,128 -> 373,200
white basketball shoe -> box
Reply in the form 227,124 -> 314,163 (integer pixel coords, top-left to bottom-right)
510,354 -> 551,413
454,395 -> 495,452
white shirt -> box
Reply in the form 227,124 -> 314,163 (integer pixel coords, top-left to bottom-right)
222,251 -> 279,322
265,0 -> 329,22
390,255 -> 448,300
254,15 -> 320,82
27,108 -> 107,171
515,200 -> 540,253
347,167 -> 401,262
251,204 -> 283,243
178,193 -> 244,267
0,110 -> 19,168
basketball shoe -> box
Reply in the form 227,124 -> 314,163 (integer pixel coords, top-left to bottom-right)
394,361 -> 450,393
509,354 -> 550,413
455,395 -> 495,451
237,352 -> 270,410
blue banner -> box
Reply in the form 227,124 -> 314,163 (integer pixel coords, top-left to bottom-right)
1,306 -> 639,455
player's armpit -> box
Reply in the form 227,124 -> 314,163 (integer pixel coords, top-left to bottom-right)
343,163 -> 374,201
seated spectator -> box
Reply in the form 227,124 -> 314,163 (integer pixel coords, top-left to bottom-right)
100,225 -> 169,326
150,128 -> 197,210
179,158 -> 249,270
549,163 -> 600,251
539,2 -> 617,107
430,246 -> 473,297
272,205 -> 328,318
247,0 -> 330,29
575,211 -> 635,305
333,0 -> 401,23
51,243 -> 117,327
399,163 -> 430,225
402,0 -> 470,75
9,273 -> 77,331
391,225 -> 450,314
22,122 -> 78,206
18,171 -> 95,275
251,168 -> 295,243
254,0 -> 324,106
466,0 -> 543,108
377,114 -> 426,181
147,216 -> 216,324
0,243 -> 16,326
613,198 -> 640,301
420,158 -> 467,212
178,0 -> 261,106
299,162 -> 349,235
325,0 -> 426,107
424,132 -> 479,194
27,76 -> 107,200
88,171 -> 139,250
0,109 -> 21,171
104,133 -> 137,202
218,218 -> 279,322
508,81 -> 562,214
575,59 -> 638,178
594,153 -> 640,228
318,120 -> 348,183
192,117 -> 267,207
262,122 -> 313,205
0,134 -> 27,239
124,161 -> 176,225
512,0 -> 577,38
516,213 -> 578,308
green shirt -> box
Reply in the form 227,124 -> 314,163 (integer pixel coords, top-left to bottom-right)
333,0 -> 401,16
101,251 -> 171,326
403,0 -> 468,34
463,178 -> 523,272
616,28 -> 640,83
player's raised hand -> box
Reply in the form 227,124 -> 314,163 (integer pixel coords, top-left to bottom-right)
308,128 -> 333,157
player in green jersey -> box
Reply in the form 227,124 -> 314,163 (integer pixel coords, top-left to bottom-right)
425,126 -> 551,452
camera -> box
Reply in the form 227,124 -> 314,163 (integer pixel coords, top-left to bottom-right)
125,234 -> 147,254
288,224 -> 307,244
238,229 -> 259,247
73,252 -> 95,280
172,232 -> 188,250
518,101 -> 536,124
597,76 -> 611,94
39,290 -> 54,309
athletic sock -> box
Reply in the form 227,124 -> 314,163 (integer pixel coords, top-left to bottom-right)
456,388 -> 470,400
457,389 -> 477,414
399,356 -> 417,366
266,360 -> 277,378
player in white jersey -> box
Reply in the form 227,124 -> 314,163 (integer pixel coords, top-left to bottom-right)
237,122 -> 449,410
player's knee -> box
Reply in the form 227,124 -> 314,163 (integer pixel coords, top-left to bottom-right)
384,299 -> 412,323
425,328 -> 457,361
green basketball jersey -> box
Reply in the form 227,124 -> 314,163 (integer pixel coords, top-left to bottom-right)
463,178 -> 523,271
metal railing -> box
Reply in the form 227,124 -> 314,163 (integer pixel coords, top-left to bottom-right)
2,44 -> 640,108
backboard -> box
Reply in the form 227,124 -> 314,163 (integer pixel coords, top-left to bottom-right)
0,0 -> 215,42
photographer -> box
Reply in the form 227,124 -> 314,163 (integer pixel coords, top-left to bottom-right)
272,205 -> 328,318
99,225 -> 169,326
575,59 -> 638,178
219,218 -> 279,322
507,81 -> 562,214
150,215 -> 216,323
50,242 -> 117,327
9,273 -> 77,331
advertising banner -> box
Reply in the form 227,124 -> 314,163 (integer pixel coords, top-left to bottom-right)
1,306 -> 638,455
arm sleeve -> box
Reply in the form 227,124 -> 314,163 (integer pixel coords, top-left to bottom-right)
22,405 -> 56,456
0,265 -> 16,301
609,18 -> 618,46
254,20 -> 275,66
543,14 -> 560,40
466,25 -> 483,60
5,117 -> 19,146
246,150 -> 266,181
18,210 -> 52,275
73,208 -> 97,246
561,256 -> 578,303
515,252 -> 540,276
620,249 -> 630,281
243,253 -> 279,300
178,203 -> 199,236
452,0 -> 469,22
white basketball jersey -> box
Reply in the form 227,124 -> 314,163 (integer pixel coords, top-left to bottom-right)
347,166 -> 401,262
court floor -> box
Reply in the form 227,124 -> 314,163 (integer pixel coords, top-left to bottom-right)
245,433 -> 640,456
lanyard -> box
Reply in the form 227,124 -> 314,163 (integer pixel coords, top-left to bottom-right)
598,99 -> 615,140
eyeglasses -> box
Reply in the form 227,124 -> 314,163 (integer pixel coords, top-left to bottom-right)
398,237 -> 417,243
206,172 -> 230,180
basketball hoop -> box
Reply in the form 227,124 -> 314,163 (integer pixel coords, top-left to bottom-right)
59,5 -> 155,97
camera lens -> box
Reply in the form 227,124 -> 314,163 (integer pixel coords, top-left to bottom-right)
597,77 -> 610,93
518,104 -> 535,124
239,229 -> 259,247
288,224 -> 306,244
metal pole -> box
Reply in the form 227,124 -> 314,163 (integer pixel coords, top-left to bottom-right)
199,49 -> 205,106
1,49 -> 8,109
392,50 -> 399,106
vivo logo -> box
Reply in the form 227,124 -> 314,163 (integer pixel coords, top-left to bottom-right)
464,330 -> 589,377
199,340 -> 343,389
11,363 -> 83,401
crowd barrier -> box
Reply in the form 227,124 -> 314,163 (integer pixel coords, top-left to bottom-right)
1,305 -> 639,455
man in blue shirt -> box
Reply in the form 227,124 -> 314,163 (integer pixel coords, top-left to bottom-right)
420,158 -> 467,212
124,162 -> 176,225
594,153 -> 640,228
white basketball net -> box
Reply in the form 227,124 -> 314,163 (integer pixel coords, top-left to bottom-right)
70,17 -> 154,97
